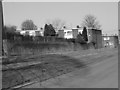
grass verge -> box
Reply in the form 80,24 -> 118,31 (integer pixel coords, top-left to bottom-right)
2,54 -> 85,89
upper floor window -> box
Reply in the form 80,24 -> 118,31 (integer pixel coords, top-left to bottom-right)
104,37 -> 110,40
67,31 -> 72,35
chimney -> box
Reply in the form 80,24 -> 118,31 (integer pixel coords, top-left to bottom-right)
76,25 -> 80,29
63,26 -> 66,29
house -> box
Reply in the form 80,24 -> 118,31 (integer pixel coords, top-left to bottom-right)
58,27 -> 102,49
72,28 -> 83,38
17,28 -> 44,36
102,35 -> 118,48
58,27 -> 83,39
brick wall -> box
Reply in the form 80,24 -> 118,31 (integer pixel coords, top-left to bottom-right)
72,29 -> 78,38
87,29 -> 102,49
58,30 -> 64,38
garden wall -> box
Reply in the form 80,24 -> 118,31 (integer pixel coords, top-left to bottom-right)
6,40 -> 95,56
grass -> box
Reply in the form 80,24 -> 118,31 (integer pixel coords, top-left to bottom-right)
2,54 -> 85,89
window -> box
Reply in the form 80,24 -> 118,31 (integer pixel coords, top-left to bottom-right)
104,37 -> 110,40
67,31 -> 72,35
109,42 -> 113,45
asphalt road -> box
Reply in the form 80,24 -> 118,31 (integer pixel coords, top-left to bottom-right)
22,48 -> 118,88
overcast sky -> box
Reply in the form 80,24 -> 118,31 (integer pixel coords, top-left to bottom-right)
2,2 -> 118,35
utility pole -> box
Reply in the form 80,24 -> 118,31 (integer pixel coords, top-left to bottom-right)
0,0 -> 4,56
0,0 -> 7,57
0,0 -> 3,89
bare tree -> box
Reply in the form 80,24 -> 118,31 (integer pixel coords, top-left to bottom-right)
81,14 -> 101,30
46,18 -> 66,32
21,19 -> 37,30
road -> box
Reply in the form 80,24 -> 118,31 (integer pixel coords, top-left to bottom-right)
21,48 -> 118,88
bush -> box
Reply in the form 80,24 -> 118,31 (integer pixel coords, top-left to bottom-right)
82,27 -> 88,42
76,32 -> 86,44
66,38 -> 76,43
44,24 -> 56,36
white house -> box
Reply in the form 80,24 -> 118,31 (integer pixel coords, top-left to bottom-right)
60,27 -> 83,39
17,28 -> 44,36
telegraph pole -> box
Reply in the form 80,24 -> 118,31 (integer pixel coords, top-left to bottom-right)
0,0 -> 7,57
0,0 -> 3,89
118,2 -> 120,86
0,0 -> 4,56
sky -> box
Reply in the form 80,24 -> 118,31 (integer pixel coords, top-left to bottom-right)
2,1 -> 118,35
